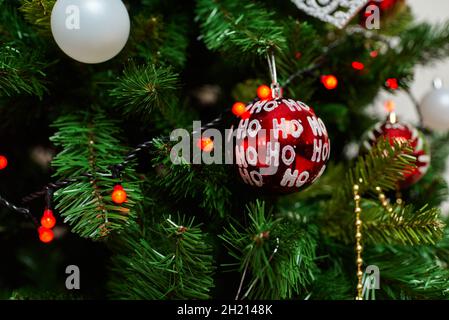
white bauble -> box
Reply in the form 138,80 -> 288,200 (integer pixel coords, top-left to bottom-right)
420,79 -> 449,131
51,0 -> 130,64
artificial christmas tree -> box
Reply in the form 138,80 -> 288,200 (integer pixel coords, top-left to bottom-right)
1,0 -> 449,301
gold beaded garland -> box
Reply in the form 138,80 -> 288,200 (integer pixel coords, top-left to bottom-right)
375,186 -> 404,222
396,189 -> 403,205
353,183 -> 363,300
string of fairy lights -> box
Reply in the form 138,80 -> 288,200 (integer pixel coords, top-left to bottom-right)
1,26 -> 414,300
0,25 -> 409,244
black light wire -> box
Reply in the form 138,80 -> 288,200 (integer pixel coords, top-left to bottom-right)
0,25 -> 400,223
0,115 -> 227,222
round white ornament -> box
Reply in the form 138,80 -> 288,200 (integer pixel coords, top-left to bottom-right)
51,0 -> 130,64
420,79 -> 449,132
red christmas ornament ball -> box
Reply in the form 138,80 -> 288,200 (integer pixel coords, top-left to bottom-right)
38,227 -> 54,243
41,209 -> 56,229
363,117 -> 430,188
112,185 -> 127,204
233,97 -> 330,193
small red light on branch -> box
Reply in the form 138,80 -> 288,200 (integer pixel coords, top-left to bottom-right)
352,61 -> 365,71
232,102 -> 247,117
321,75 -> 338,90
112,185 -> 127,204
0,155 -> 8,170
41,209 -> 56,229
257,85 -> 272,100
198,137 -> 214,152
386,78 -> 399,90
38,227 -> 54,243
370,50 -> 378,58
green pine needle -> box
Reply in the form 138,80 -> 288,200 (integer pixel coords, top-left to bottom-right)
50,110 -> 143,240
367,245 -> 449,299
363,202 -> 445,246
221,201 -> 317,299
108,215 -> 215,299
151,138 -> 232,217
0,43 -> 49,97
196,0 -> 286,55
347,139 -> 417,195
109,63 -> 179,119
19,0 -> 55,34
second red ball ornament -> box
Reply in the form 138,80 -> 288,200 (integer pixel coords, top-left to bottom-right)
362,102 -> 430,188
234,96 -> 331,193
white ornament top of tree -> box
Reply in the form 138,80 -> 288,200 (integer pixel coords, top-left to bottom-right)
291,0 -> 371,29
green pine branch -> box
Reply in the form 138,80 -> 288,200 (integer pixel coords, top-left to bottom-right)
433,228 -> 449,267
221,201 -> 317,299
130,14 -> 164,55
0,43 -> 49,98
308,265 -> 353,300
158,15 -> 189,68
428,133 -> 449,174
397,21 -> 449,66
376,4 -> 414,37
321,139 -> 444,247
8,288 -> 81,300
19,0 -> 55,34
108,215 -> 215,299
367,246 -> 449,299
322,140 -> 416,235
195,0 -> 286,56
109,63 -> 179,119
409,133 -> 449,208
276,20 -> 323,99
0,2 -> 51,98
363,202 -> 444,246
130,12 -> 189,68
1,0 -> 38,42
347,139 -> 416,196
151,138 -> 232,217
50,110 -> 143,240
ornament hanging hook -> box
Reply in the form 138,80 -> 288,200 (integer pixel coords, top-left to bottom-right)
267,49 -> 282,99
